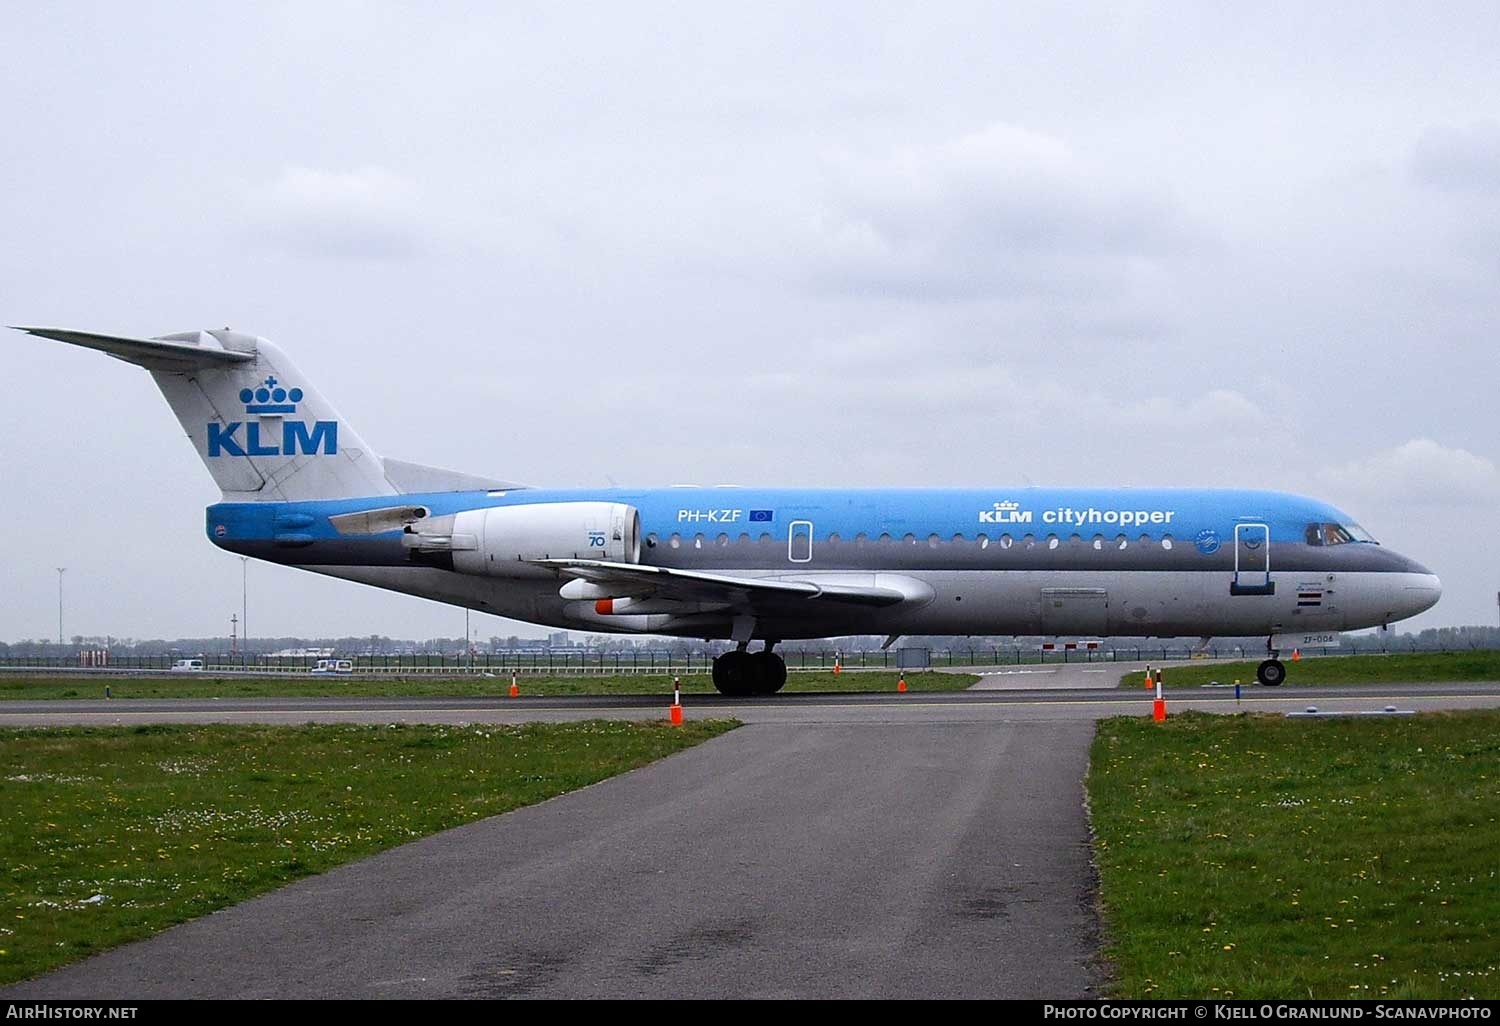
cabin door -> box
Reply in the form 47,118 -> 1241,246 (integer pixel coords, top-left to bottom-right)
1231,522 -> 1274,595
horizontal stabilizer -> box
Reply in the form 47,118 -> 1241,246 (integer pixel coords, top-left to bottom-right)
13,326 -> 254,372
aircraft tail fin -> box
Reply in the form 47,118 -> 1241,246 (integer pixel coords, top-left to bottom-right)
15,326 -> 396,502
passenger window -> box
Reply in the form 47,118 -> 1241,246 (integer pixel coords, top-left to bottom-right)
1161,535 -> 1173,550
646,532 -> 659,547
903,533 -> 917,545
738,532 -> 751,543
855,532 -> 868,546
827,532 -> 841,544
1047,535 -> 1060,550
694,534 -> 704,549
669,533 -> 681,549
716,533 -> 729,546
1138,534 -> 1151,547
1023,534 -> 1036,549
1069,534 -> 1083,547
1116,535 -> 1128,549
1000,534 -> 1013,549
878,533 -> 893,544
978,534 -> 990,549
758,532 -> 772,542
1092,535 -> 1104,550
929,533 -> 942,548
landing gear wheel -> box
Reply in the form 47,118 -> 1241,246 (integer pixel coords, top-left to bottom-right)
751,652 -> 788,695
712,651 -> 755,697
1257,659 -> 1286,686
711,650 -> 788,695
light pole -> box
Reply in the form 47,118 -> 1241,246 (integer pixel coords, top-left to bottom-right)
55,567 -> 65,649
240,556 -> 249,666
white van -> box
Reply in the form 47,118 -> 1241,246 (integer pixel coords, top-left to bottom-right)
311,659 -> 354,675
169,659 -> 204,672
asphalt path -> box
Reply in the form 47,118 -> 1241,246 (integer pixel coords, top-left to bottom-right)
963,658 -> 1165,689
3,720 -> 1102,999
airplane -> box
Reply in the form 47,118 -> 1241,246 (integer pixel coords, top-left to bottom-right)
15,326 -> 1442,694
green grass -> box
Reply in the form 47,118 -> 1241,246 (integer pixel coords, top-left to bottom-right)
0,719 -> 735,985
1088,711 -> 1500,999
0,670 -> 974,701
1117,651 -> 1500,689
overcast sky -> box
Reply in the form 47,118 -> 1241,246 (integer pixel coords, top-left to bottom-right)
3,3 -> 1497,642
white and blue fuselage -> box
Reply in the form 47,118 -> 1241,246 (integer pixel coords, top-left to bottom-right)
206,485 -> 1439,641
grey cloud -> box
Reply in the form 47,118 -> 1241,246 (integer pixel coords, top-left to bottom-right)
242,166 -> 426,260
1412,122 -> 1500,194
1319,439 -> 1500,507
809,124 -> 1189,303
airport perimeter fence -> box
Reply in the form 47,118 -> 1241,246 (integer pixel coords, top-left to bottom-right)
0,637 -> 1472,675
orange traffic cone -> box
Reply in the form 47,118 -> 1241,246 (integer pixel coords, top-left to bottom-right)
669,677 -> 684,725
509,673 -> 519,698
897,673 -> 907,693
1144,664 -> 1153,690
833,658 -> 842,675
1152,681 -> 1166,722
1291,648 -> 1301,662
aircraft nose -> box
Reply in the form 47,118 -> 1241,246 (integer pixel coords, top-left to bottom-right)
1399,572 -> 1443,619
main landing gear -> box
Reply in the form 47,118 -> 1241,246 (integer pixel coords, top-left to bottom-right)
711,643 -> 788,696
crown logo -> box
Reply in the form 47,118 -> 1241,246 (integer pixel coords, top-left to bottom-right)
239,377 -> 304,415
992,500 -> 1020,511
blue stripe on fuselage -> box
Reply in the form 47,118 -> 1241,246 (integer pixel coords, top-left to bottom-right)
207,486 -> 1355,548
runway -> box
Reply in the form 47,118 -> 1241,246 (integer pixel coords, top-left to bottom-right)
3,681 -> 1499,728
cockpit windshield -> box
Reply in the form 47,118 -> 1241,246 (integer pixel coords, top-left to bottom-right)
1304,522 -> 1378,546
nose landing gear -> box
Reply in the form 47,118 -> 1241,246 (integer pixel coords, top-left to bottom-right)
1256,659 -> 1287,686
1258,635 -> 1287,686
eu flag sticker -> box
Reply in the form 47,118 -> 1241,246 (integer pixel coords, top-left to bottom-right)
749,510 -> 774,522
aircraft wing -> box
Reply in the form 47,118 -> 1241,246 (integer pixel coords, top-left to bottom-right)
533,559 -> 912,608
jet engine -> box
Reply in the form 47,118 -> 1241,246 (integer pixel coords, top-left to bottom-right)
403,501 -> 640,577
